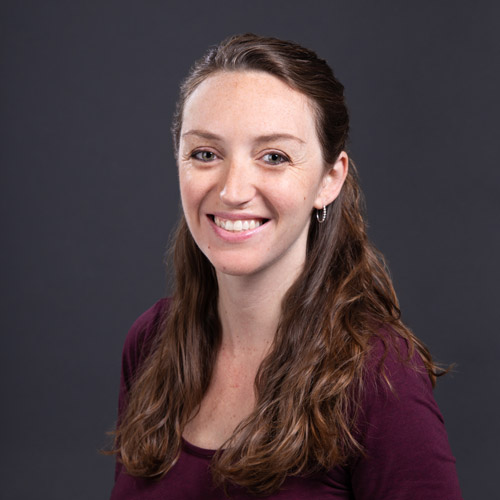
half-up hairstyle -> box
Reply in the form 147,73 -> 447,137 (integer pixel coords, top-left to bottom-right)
112,33 -> 442,495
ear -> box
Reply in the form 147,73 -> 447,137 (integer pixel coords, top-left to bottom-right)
313,151 -> 349,209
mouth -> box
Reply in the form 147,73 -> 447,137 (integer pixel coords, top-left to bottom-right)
210,215 -> 269,232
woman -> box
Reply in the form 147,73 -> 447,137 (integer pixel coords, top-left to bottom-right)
110,34 -> 462,499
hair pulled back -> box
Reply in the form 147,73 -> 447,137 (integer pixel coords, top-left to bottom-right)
113,34 -> 439,495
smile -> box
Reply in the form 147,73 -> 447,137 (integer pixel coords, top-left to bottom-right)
213,216 -> 266,232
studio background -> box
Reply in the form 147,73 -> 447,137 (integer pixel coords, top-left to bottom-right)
1,1 -> 498,498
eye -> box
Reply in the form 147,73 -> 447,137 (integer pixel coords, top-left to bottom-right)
261,152 -> 290,165
191,150 -> 218,162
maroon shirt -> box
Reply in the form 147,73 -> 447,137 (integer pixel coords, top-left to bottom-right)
111,299 -> 462,499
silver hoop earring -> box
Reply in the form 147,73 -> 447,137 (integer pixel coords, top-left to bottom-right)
316,205 -> 327,223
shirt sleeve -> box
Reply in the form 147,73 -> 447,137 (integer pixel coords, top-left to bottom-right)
350,338 -> 463,500
114,298 -> 169,482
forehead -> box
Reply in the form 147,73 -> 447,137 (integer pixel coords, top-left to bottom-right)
181,71 -> 318,141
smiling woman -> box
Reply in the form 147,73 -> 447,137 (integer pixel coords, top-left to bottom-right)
108,34 -> 462,499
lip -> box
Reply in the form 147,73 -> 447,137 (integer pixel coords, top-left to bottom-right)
206,213 -> 269,242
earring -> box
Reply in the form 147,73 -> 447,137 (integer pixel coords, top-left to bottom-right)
316,205 -> 327,223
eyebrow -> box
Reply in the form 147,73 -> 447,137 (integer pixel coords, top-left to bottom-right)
182,129 -> 306,145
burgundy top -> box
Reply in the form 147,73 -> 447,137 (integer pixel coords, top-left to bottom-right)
110,299 -> 462,499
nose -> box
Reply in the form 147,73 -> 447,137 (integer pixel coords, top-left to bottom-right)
219,158 -> 256,207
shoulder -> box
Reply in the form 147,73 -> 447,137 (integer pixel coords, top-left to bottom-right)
350,329 -> 462,499
364,329 -> 433,402
121,298 -> 171,390
359,330 -> 442,446
123,298 -> 170,354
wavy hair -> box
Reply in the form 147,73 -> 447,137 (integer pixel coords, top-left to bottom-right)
112,34 -> 441,495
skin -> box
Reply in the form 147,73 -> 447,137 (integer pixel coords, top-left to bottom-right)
178,71 -> 348,449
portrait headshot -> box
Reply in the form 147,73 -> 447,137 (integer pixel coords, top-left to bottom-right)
1,1 -> 498,499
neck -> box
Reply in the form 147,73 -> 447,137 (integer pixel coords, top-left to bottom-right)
216,259 -> 303,359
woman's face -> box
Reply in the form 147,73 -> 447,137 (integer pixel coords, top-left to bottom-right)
178,70 -> 347,278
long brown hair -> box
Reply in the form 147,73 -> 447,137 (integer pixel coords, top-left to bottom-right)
113,34 -> 441,495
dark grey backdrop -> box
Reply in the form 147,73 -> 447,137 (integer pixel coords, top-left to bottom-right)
1,1 -> 499,498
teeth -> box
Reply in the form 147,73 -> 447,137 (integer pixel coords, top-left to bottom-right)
214,216 -> 264,232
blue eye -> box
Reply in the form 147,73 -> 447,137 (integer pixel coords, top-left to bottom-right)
192,150 -> 217,162
262,152 -> 289,165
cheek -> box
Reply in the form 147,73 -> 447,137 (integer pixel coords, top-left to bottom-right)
273,180 -> 318,217
179,169 -> 215,217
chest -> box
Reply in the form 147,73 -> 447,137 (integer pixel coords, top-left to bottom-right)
182,354 -> 259,449
112,453 -> 350,500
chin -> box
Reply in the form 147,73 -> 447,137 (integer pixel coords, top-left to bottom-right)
214,263 -> 261,277
208,255 -> 265,278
